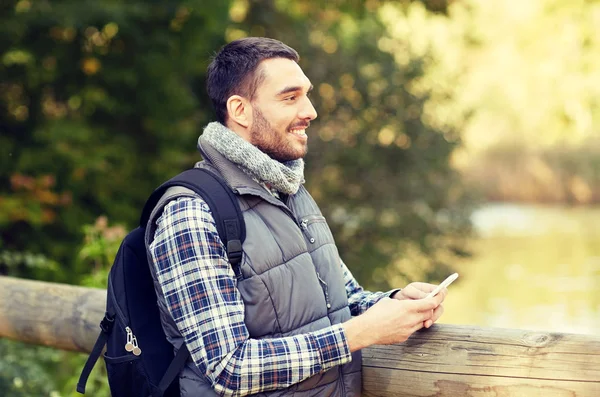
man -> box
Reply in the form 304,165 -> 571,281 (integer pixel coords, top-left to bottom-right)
149,37 -> 447,397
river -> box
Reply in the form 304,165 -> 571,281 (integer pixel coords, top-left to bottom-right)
442,203 -> 600,335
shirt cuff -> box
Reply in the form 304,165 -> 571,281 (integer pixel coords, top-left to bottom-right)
310,324 -> 352,371
386,288 -> 403,299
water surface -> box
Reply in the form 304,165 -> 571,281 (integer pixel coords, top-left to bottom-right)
442,203 -> 600,335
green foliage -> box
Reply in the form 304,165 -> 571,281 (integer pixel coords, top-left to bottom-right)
78,215 -> 126,287
1,0 -> 471,289
449,0 -> 600,150
0,216 -> 122,397
0,338 -> 110,397
1,0 -> 473,395
1,0 -> 231,283
423,0 -> 600,204
228,1 -> 472,287
59,352 -> 111,397
0,339 -> 61,397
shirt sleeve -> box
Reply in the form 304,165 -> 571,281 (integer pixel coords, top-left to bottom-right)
341,259 -> 401,316
149,196 -> 352,397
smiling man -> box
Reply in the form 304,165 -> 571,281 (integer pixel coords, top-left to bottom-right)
148,37 -> 447,397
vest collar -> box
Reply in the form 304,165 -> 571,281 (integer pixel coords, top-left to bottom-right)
197,135 -> 291,210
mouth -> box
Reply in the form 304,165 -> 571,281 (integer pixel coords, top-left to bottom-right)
288,128 -> 307,137
288,123 -> 309,137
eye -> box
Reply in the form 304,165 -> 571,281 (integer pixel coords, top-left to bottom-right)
285,95 -> 297,101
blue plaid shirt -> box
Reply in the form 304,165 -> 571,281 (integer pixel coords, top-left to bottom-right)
149,196 -> 396,397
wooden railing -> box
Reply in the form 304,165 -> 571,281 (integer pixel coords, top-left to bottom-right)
1,275 -> 599,396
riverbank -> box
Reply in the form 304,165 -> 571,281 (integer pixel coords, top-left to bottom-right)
459,140 -> 600,205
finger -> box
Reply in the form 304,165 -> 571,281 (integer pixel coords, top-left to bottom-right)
423,308 -> 434,328
410,320 -> 425,335
402,285 -> 428,300
432,304 -> 445,323
400,308 -> 431,329
416,294 -> 444,312
416,308 -> 435,325
432,290 -> 446,306
410,282 -> 438,293
433,288 -> 448,304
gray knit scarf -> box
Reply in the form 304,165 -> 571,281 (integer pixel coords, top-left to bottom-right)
200,122 -> 305,194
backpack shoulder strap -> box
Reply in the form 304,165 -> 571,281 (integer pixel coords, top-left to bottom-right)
145,168 -> 246,396
141,167 -> 246,272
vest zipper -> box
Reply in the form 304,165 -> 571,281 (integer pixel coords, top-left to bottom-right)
299,215 -> 327,244
108,277 -> 142,356
299,218 -> 316,244
300,216 -> 331,308
316,272 -> 331,309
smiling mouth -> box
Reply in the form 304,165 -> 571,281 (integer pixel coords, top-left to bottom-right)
289,128 -> 307,137
288,122 -> 309,137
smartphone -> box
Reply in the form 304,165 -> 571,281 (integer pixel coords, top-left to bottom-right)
426,273 -> 458,298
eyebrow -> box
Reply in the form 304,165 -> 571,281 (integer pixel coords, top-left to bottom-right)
276,84 -> 314,97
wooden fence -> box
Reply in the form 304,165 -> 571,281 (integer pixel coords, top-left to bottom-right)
1,275 -> 599,396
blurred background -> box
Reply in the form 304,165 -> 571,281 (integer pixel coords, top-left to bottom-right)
1,0 -> 599,395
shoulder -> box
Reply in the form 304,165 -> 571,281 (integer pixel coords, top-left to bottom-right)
157,195 -> 217,231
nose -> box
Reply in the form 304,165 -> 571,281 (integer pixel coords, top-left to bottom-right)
299,96 -> 318,121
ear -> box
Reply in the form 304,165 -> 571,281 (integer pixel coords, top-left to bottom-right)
226,95 -> 251,128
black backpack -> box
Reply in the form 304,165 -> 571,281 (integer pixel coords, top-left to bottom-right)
77,168 -> 245,397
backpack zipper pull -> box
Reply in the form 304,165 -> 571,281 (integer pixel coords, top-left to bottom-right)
132,335 -> 142,356
125,327 -> 134,352
125,326 -> 142,355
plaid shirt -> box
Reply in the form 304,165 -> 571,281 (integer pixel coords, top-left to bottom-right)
149,195 -> 396,397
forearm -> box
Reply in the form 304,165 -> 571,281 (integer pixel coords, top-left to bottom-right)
208,325 -> 351,396
341,314 -> 372,352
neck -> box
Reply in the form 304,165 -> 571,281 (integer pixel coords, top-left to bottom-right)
224,119 -> 252,143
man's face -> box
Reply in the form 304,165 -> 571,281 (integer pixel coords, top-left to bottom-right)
248,58 -> 317,162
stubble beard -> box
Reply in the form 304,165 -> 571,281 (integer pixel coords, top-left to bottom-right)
250,107 -> 307,163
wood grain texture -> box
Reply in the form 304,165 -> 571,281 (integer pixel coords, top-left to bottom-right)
362,368 -> 600,397
0,275 -> 105,352
362,324 -> 600,382
361,322 -> 600,396
1,275 -> 599,396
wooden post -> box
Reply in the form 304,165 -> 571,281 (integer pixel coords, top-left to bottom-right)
1,275 -> 599,396
0,275 -> 105,352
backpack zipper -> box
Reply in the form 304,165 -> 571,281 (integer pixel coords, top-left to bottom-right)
108,276 -> 142,356
125,326 -> 142,356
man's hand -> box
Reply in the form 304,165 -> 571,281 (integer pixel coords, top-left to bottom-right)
392,282 -> 446,329
342,292 -> 445,352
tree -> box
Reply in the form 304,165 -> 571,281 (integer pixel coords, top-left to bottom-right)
1,1 -> 471,394
1,0 -> 231,283
231,0 -> 472,287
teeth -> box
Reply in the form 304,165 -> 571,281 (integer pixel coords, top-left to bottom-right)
290,129 -> 306,136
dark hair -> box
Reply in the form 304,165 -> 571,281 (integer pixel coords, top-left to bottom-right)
207,37 -> 299,123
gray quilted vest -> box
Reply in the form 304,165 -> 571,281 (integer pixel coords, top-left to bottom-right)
146,137 -> 362,396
